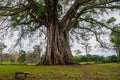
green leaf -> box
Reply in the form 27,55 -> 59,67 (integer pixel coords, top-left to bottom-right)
107,17 -> 116,24
110,27 -> 120,45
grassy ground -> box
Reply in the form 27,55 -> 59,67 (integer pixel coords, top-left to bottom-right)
0,63 -> 120,80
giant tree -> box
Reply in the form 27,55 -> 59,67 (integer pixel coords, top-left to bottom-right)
0,0 -> 120,65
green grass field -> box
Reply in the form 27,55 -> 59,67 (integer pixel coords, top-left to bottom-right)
0,63 -> 120,80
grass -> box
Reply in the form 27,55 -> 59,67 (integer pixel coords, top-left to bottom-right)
80,61 -> 95,64
0,63 -> 120,80
0,62 -> 35,65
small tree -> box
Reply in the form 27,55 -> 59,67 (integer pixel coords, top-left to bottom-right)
80,30 -> 92,64
0,43 -> 6,62
33,45 -> 41,63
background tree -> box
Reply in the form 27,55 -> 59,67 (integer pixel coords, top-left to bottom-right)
18,50 -> 26,63
33,45 -> 41,63
0,42 -> 6,62
74,50 -> 81,56
0,0 -> 120,65
80,30 -> 92,64
110,27 -> 120,63
25,52 -> 36,63
74,55 -> 87,63
91,55 -> 104,64
2,53 -> 10,62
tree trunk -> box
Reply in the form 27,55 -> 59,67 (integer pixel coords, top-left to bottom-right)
38,22 -> 75,65
115,47 -> 120,63
0,48 -> 3,62
117,51 -> 120,63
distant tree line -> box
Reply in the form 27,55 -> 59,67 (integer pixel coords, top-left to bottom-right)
2,51 -> 39,64
1,53 -> 118,64
1,45 -> 41,64
74,55 -> 118,64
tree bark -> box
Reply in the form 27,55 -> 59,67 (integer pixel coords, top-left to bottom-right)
117,50 -> 120,63
115,47 -> 120,63
0,48 -> 2,62
38,22 -> 75,65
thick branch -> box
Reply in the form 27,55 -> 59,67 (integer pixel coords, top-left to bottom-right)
66,7 -> 88,31
61,0 -> 92,30
60,1 -> 80,28
67,0 -> 120,30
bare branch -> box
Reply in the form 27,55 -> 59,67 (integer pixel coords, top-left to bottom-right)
0,17 -> 8,27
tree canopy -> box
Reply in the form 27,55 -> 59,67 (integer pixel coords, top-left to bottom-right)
110,27 -> 120,46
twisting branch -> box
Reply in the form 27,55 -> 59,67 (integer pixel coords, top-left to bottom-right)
79,18 -> 120,34
61,0 -> 92,29
87,0 -> 120,10
66,0 -> 120,31
61,0 -> 92,31
78,27 -> 110,49
0,5 -> 29,16
66,7 -> 88,31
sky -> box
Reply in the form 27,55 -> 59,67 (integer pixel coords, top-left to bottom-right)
1,11 -> 120,56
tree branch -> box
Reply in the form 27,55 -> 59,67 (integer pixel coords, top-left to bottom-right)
63,0 -> 120,31
66,7 -> 88,31
79,18 -> 120,34
95,5 -> 120,9
61,0 -> 92,30
87,0 -> 120,10
0,5 -> 29,16
78,27 -> 109,48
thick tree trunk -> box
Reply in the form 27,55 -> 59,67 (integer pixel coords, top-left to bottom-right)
38,23 -> 75,65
